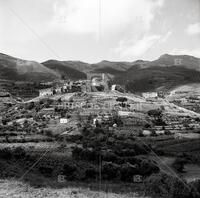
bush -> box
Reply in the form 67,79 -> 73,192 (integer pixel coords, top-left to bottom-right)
120,162 -> 138,182
44,129 -> 54,137
72,147 -> 99,162
13,147 -> 26,159
148,109 -> 162,117
84,167 -> 98,180
62,163 -> 77,180
0,148 -> 12,160
39,166 -> 53,177
93,127 -> 105,134
172,158 -> 188,173
145,173 -> 199,198
115,149 -> 136,157
25,102 -> 35,110
138,159 -> 159,176
116,97 -> 128,103
102,162 -> 120,180
101,151 -> 118,162
125,143 -> 148,155
189,180 -> 200,196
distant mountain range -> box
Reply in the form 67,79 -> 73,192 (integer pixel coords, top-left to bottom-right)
0,52 -> 200,93
0,53 -> 58,82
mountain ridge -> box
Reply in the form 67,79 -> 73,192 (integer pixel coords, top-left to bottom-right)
1,52 -> 200,92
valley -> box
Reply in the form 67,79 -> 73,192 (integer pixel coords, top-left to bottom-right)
0,53 -> 200,198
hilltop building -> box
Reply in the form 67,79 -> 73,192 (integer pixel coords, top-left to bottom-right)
87,73 -> 109,92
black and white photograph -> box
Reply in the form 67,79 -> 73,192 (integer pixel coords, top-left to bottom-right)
0,0 -> 200,197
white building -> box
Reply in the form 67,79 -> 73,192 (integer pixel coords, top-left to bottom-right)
111,85 -> 117,91
118,111 -> 134,117
155,130 -> 165,135
60,118 -> 68,124
143,130 -> 151,136
142,92 -> 158,99
39,88 -> 53,97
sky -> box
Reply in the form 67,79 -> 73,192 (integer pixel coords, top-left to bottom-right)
0,0 -> 200,63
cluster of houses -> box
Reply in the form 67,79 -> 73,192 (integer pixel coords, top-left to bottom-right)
39,73 -> 112,97
38,73 -> 135,99
39,81 -> 84,97
3,74 -> 200,142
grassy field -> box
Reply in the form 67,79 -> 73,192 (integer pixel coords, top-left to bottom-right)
0,179 -> 148,198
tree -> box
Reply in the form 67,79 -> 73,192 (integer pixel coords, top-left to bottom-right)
148,109 -> 162,117
145,173 -> 196,198
25,102 -> 35,110
172,158 -> 187,173
2,118 -> 8,125
44,98 -> 53,108
144,123 -> 151,128
57,98 -> 62,103
116,97 -> 127,103
116,97 -> 128,107
112,115 -> 123,127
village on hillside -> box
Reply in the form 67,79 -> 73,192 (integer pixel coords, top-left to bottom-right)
0,72 -> 200,198
1,73 -> 200,143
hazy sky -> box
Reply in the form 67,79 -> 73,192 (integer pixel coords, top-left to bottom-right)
0,0 -> 200,63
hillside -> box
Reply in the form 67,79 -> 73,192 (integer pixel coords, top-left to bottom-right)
0,53 -> 58,82
42,60 -> 134,74
91,60 -> 134,71
42,60 -> 87,80
1,52 -> 200,93
114,66 -> 200,93
171,83 -> 200,93
93,66 -> 123,75
53,60 -> 92,73
149,54 -> 200,71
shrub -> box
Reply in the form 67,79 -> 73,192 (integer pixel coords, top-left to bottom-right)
115,149 -> 136,157
62,163 -> 77,180
189,180 -> 200,196
101,151 -> 118,162
138,159 -> 159,176
39,166 -> 53,177
127,143 -> 149,155
44,129 -> 54,137
25,102 -> 35,110
172,158 -> 188,173
72,147 -> 99,162
93,127 -> 105,134
84,167 -> 98,180
13,147 -> 26,159
145,173 -> 198,198
120,162 -> 138,182
116,97 -> 128,103
148,109 -> 162,117
102,162 -> 120,180
0,148 -> 12,160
